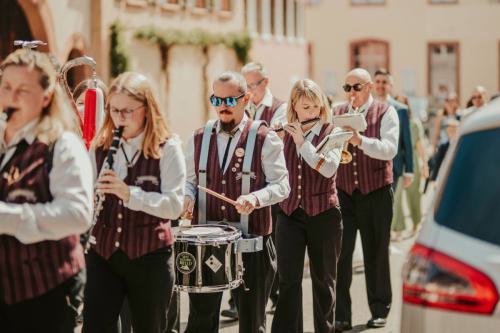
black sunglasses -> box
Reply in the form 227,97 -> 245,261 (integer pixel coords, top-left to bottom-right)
342,83 -> 368,93
210,93 -> 246,107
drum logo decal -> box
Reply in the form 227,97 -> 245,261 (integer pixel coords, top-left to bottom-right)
176,252 -> 196,274
205,255 -> 223,273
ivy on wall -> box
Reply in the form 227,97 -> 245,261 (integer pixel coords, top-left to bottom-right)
134,26 -> 251,121
134,26 -> 251,64
109,21 -> 130,78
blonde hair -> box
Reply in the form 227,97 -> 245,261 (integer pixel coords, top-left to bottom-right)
0,49 -> 78,144
287,79 -> 331,124
92,72 -> 170,159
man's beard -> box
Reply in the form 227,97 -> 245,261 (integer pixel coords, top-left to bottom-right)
220,119 -> 237,133
219,109 -> 237,133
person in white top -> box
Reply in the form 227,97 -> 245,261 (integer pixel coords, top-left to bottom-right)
0,48 -> 93,332
333,68 -> 399,331
82,72 -> 185,333
237,62 -> 288,317
241,62 -> 287,127
181,71 -> 289,333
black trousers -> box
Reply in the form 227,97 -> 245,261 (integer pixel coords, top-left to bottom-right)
335,186 -> 393,323
82,248 -> 174,333
0,271 -> 85,333
271,207 -> 342,333
269,204 -> 280,305
185,235 -> 276,333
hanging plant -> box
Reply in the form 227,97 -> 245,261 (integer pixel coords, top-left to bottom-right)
135,26 -> 251,65
110,21 -> 130,78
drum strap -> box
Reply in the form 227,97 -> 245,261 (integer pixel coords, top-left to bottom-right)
240,120 -> 263,235
198,119 -> 263,235
198,119 -> 217,224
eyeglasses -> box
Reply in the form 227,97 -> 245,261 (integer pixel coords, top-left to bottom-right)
342,83 -> 369,93
471,95 -> 483,100
210,93 -> 246,107
110,104 -> 144,118
247,78 -> 266,90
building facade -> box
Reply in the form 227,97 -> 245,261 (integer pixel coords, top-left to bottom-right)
306,0 -> 500,112
1,0 -> 309,142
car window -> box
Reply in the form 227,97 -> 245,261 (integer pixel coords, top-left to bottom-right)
435,127 -> 500,247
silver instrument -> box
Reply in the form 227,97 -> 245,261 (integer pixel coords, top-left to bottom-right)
86,126 -> 124,251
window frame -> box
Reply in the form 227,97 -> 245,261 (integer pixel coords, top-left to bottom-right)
427,41 -> 461,99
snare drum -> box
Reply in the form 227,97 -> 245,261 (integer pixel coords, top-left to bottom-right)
174,224 -> 244,293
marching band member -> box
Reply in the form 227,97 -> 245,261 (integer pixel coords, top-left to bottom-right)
334,68 -> 399,331
82,72 -> 185,333
181,71 -> 290,333
0,49 -> 93,332
241,62 -> 287,127
237,62 -> 288,317
271,79 -> 343,333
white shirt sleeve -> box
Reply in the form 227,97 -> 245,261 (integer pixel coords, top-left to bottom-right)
359,106 -> 399,161
298,129 -> 342,178
125,136 -> 186,220
184,134 -> 198,201
0,132 -> 93,244
251,130 -> 290,207
269,102 -> 288,127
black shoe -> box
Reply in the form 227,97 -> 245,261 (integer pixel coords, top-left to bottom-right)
221,306 -> 238,320
334,320 -> 352,332
366,317 -> 387,328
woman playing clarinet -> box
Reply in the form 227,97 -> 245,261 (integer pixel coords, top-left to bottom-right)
82,72 -> 186,333
0,48 -> 93,332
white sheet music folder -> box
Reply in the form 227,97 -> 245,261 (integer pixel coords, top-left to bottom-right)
315,131 -> 353,155
332,114 -> 367,132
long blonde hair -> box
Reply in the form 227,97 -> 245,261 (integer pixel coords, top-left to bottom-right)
0,49 -> 78,144
287,79 -> 331,124
92,72 -> 170,159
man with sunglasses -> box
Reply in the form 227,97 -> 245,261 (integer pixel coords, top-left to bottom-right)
373,68 -> 414,190
333,68 -> 399,331
181,71 -> 290,333
241,62 -> 287,127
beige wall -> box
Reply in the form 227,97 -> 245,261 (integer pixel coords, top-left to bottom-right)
21,0 -> 309,143
306,0 -> 500,107
251,39 -> 310,101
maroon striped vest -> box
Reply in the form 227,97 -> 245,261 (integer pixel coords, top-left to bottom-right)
333,101 -> 393,195
92,146 -> 173,260
258,96 -> 284,124
0,140 -> 84,304
192,121 -> 272,236
280,123 -> 339,216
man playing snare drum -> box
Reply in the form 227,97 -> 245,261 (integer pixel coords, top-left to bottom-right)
181,71 -> 290,333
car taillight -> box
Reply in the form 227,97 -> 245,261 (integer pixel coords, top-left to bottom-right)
402,243 -> 499,314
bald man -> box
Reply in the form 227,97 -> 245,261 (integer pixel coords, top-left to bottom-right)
333,68 -> 399,331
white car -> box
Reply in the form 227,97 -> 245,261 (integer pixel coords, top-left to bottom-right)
400,99 -> 500,333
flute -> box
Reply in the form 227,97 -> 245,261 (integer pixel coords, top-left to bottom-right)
1,108 -> 17,122
273,116 -> 320,132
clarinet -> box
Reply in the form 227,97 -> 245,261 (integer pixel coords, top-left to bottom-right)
85,126 -> 124,252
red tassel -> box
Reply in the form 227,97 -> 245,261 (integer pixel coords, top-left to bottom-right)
83,88 -> 97,149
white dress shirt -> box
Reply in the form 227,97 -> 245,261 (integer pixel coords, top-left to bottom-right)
298,122 -> 342,178
357,95 -> 399,161
248,88 -> 288,127
0,121 -> 93,244
185,114 -> 290,207
90,132 -> 186,220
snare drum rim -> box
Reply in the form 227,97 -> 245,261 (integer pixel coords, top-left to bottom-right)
174,224 -> 242,244
174,279 -> 243,293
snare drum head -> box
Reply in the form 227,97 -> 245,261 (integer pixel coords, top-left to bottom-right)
181,226 -> 225,236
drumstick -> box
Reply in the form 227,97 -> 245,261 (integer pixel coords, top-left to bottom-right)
197,185 -> 238,206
